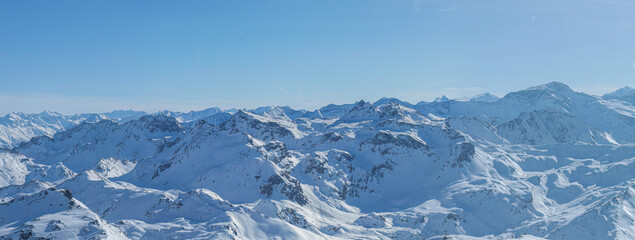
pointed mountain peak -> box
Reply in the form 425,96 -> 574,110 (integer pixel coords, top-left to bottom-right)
234,109 -> 253,118
340,100 -> 380,121
377,103 -> 420,119
5,112 -> 25,119
193,119 -> 214,128
38,110 -> 62,117
433,95 -> 450,102
350,100 -> 376,112
73,169 -> 108,182
221,110 -> 253,128
249,106 -> 292,120
355,99 -> 369,106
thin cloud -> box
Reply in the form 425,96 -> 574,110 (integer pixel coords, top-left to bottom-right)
435,8 -> 455,12
277,86 -> 287,94
268,80 -> 287,94
413,0 -> 423,13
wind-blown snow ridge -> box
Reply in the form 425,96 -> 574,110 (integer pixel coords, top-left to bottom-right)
0,82 -> 634,239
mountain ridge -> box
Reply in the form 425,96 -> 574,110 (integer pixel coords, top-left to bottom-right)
0,82 -> 634,239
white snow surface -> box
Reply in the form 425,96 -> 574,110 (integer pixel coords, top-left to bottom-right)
0,82 -> 634,239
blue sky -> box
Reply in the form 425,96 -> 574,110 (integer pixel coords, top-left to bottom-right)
1,0 -> 634,114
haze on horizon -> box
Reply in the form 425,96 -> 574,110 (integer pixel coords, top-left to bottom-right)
1,0 -> 634,115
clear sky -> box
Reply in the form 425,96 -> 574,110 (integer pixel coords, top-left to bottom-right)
1,0 -> 634,115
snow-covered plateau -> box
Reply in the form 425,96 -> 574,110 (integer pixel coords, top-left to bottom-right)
0,82 -> 634,239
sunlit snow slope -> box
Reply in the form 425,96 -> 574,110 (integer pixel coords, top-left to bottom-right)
0,82 -> 634,239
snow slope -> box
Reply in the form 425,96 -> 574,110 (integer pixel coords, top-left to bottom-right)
0,82 -> 633,239
0,110 -> 145,149
603,86 -> 635,105
456,93 -> 500,103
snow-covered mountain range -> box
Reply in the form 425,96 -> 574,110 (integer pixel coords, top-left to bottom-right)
0,82 -> 634,239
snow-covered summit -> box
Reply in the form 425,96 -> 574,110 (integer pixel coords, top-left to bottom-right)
340,100 -> 381,121
603,86 -> 635,105
373,97 -> 414,108
249,106 -> 307,120
604,86 -> 634,98
433,95 -> 450,102
0,82 -> 634,239
456,92 -> 500,102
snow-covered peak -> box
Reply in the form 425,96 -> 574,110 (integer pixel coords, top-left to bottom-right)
154,107 -> 232,124
102,109 -> 148,123
376,103 -> 432,124
221,110 -> 305,139
249,106 -> 307,120
136,114 -> 184,134
433,95 -> 450,102
0,187 -> 128,239
37,110 -> 63,118
16,115 -> 183,172
81,114 -> 108,123
92,158 -> 136,178
3,112 -> 25,120
340,100 -> 380,121
602,86 -> 635,105
306,103 -> 355,119
249,106 -> 291,120
0,112 -> 87,148
502,82 -> 578,104
526,81 -> 574,92
377,103 -> 417,117
227,110 -> 286,124
604,86 -> 634,98
373,97 -> 414,108
456,92 -> 500,102
493,82 -> 584,116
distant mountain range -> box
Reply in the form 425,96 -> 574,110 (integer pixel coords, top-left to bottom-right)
0,82 -> 634,239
